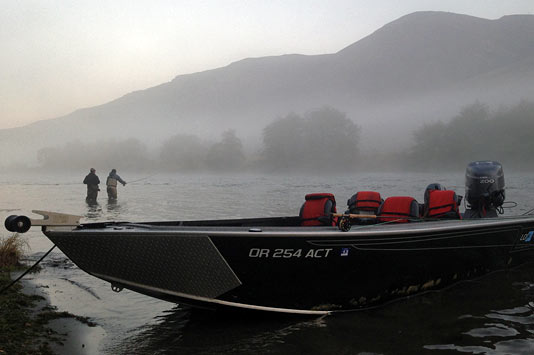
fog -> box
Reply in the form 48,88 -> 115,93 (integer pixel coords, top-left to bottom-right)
8,101 -> 526,175
3,2 -> 531,129
1,11 -> 533,173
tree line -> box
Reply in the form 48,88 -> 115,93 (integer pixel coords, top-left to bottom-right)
36,106 -> 361,172
35,101 -> 534,172
36,130 -> 246,172
261,107 -> 360,172
409,100 -> 534,170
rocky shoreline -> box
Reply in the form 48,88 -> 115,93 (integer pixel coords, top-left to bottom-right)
1,270 -> 59,353
0,265 -> 103,354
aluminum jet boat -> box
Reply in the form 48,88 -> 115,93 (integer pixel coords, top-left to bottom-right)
5,161 -> 534,315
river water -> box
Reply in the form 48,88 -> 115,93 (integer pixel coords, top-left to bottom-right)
1,171 -> 534,354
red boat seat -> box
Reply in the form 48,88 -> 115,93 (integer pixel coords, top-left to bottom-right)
377,196 -> 419,223
347,191 -> 382,214
300,193 -> 337,226
424,190 -> 462,219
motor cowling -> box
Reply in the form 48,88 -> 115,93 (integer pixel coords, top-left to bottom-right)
464,161 -> 505,217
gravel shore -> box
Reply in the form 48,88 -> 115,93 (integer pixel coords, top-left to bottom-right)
0,270 -> 104,354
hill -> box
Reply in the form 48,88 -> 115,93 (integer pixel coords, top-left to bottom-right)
2,11 -> 534,166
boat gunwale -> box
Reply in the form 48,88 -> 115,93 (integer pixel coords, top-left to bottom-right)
45,215 -> 534,238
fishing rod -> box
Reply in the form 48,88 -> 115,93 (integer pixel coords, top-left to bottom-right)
52,172 -> 157,185
126,174 -> 157,184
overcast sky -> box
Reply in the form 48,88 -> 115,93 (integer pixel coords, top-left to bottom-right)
1,0 -> 532,129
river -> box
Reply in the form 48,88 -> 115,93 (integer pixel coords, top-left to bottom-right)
1,171 -> 534,354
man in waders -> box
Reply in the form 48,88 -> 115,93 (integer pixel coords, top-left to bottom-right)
83,168 -> 100,202
106,169 -> 126,200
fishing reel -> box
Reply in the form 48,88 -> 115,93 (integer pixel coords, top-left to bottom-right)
337,216 -> 352,232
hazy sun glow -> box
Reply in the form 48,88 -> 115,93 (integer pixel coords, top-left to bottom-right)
1,0 -> 532,129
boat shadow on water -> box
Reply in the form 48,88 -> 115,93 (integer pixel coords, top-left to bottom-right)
112,307 -> 328,354
111,263 -> 534,355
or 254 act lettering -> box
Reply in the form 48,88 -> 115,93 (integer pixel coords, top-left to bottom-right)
249,248 -> 332,258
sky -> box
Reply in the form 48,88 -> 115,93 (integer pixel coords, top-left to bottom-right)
1,0 -> 533,129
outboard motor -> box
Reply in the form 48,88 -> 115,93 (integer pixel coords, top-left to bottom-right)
464,161 -> 505,218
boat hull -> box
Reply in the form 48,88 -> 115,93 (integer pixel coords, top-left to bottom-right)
44,217 -> 534,314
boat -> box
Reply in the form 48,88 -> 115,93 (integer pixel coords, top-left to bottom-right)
5,161 -> 534,315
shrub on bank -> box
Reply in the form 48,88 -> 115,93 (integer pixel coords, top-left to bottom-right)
0,233 -> 27,269
0,233 -> 56,354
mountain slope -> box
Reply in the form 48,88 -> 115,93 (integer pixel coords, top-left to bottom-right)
2,11 -> 534,165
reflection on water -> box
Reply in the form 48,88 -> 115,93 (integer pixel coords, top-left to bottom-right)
85,198 -> 123,220
85,200 -> 102,219
114,307 -> 327,355
423,269 -> 534,354
105,199 -> 123,220
106,264 -> 534,354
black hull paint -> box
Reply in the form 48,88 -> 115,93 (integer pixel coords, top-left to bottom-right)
44,216 -> 534,314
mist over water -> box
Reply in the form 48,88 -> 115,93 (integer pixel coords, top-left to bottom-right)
2,171 -> 534,353
4,100 -> 533,178
2,12 -> 534,171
